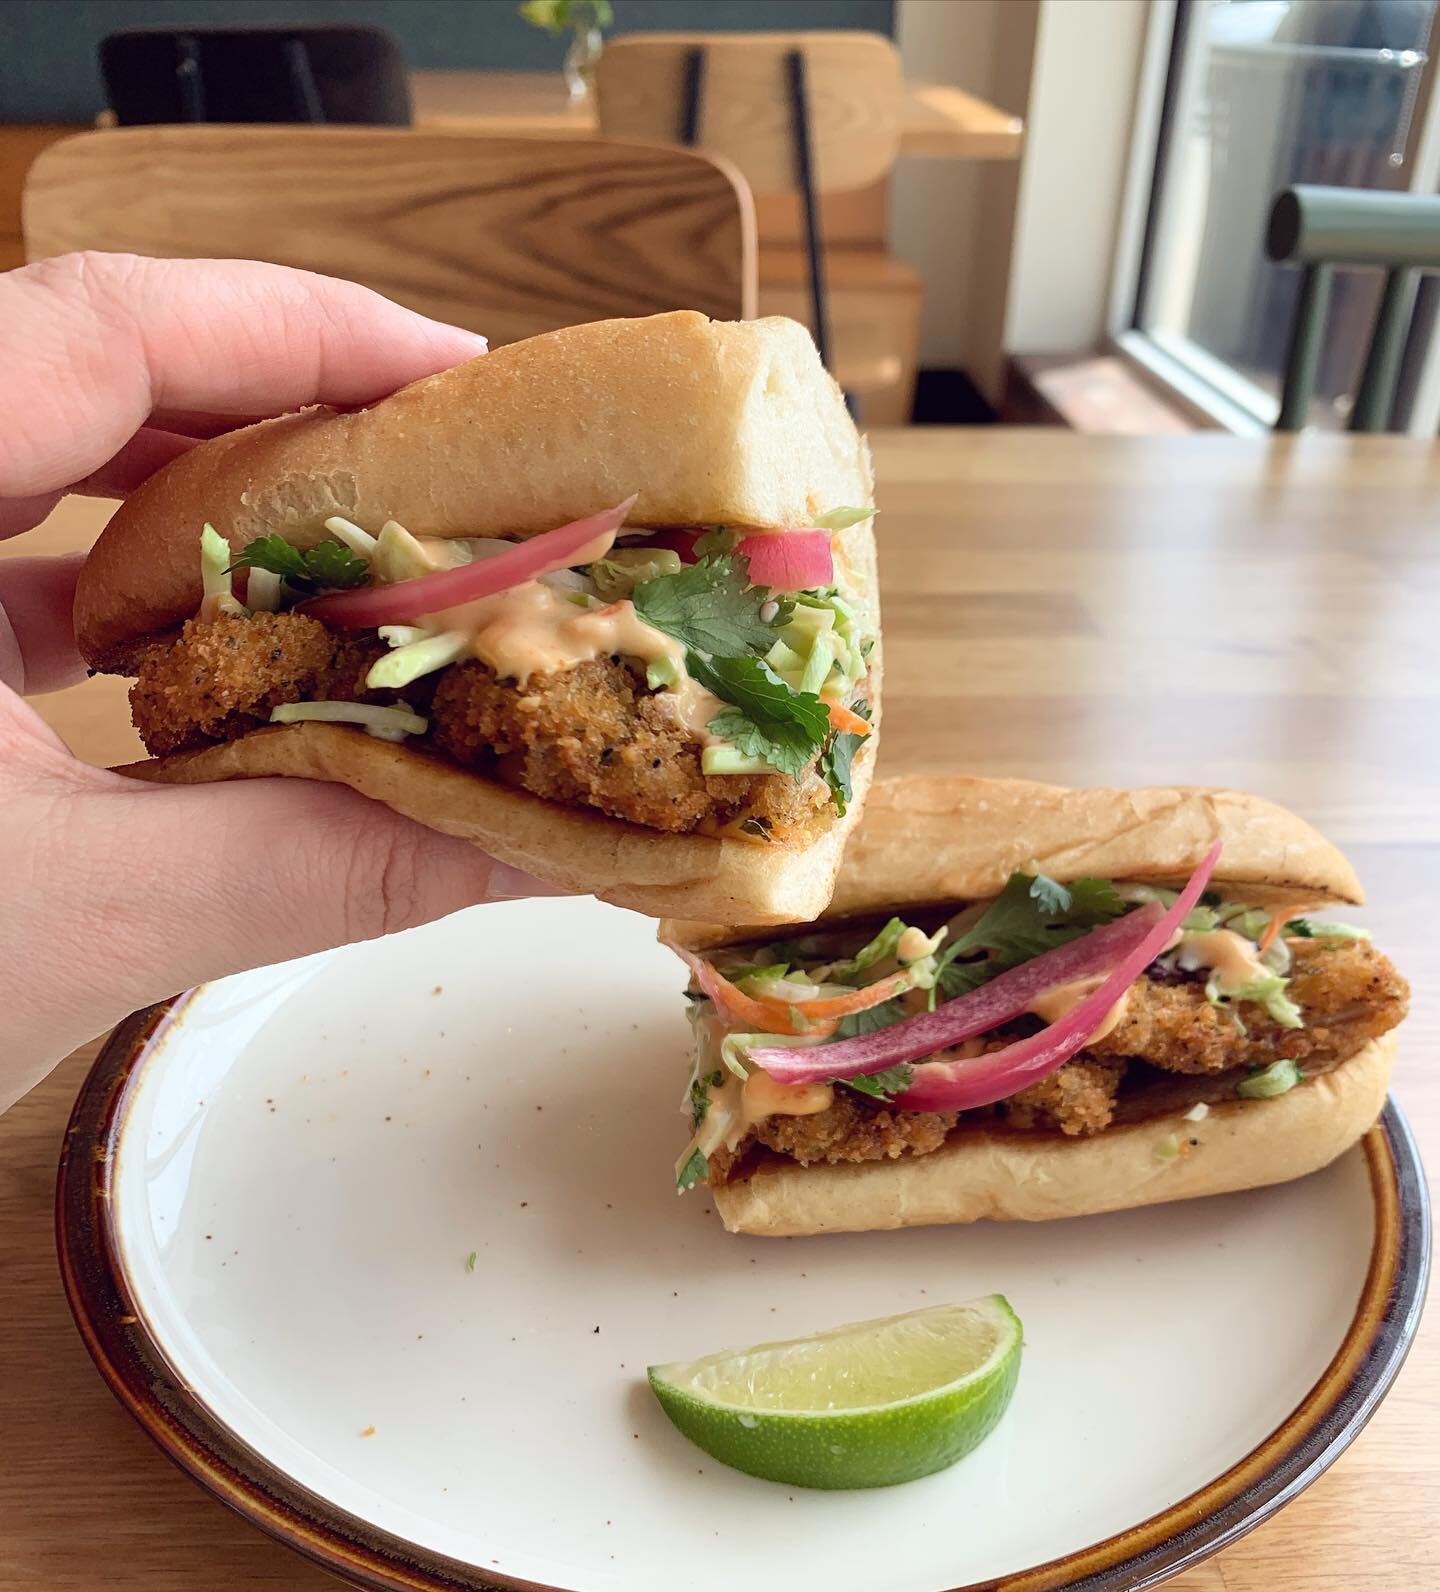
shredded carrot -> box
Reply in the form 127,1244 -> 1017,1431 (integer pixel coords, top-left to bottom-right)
680,950 -> 829,1037
784,969 -> 913,1019
1257,912 -> 1285,955
826,701 -> 871,737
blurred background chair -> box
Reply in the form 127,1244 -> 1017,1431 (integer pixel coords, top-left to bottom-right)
596,31 -> 920,423
1266,183 -> 1440,432
21,125 -> 755,348
100,25 -> 413,127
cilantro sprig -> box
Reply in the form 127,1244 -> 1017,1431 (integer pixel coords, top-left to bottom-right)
694,657 -> 831,779
630,549 -> 858,801
932,872 -> 1128,1002
835,998 -> 908,1039
676,1147 -> 709,1191
841,1062 -> 914,1100
230,534 -> 369,594
819,700 -> 871,814
632,554 -> 787,656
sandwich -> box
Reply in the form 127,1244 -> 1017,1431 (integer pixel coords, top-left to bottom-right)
662,777 -> 1408,1236
76,311 -> 880,923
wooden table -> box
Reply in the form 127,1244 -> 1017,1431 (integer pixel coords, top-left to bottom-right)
410,70 -> 1024,160
2,431 -> 1436,1589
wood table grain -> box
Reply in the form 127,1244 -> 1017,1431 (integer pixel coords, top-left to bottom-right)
2,431 -> 1436,1590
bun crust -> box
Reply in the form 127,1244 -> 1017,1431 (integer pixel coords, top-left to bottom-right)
664,775 -> 1362,951
76,311 -> 871,670
712,1033 -> 1396,1236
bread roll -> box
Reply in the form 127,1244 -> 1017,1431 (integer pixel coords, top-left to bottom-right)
664,775 -> 1361,951
713,1034 -> 1395,1236
659,774 -> 1393,1234
75,311 -> 873,669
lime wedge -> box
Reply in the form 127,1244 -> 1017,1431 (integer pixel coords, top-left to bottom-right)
647,1295 -> 1022,1490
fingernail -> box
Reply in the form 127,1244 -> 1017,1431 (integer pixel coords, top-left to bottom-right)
486,861 -> 569,901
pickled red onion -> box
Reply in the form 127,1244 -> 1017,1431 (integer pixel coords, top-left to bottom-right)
300,498 -> 636,627
748,842 -> 1223,1107
736,530 -> 833,591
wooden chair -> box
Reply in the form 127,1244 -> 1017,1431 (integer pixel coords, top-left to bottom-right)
1266,184 -> 1440,432
596,32 -> 920,423
101,26 -> 413,126
21,125 -> 755,348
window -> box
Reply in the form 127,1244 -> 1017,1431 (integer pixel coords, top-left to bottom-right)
1121,0 -> 1438,430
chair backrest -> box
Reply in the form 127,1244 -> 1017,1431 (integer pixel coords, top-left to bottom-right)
595,32 -> 903,197
1266,183 -> 1440,432
101,26 -> 413,127
22,127 -> 756,348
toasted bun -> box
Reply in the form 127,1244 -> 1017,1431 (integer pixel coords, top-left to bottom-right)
711,1032 -> 1396,1236
663,775 -> 1362,951
76,311 -> 873,671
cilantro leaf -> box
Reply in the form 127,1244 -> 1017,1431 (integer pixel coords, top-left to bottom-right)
694,527 -> 738,558
1067,878 -> 1127,925
931,871 -> 1130,1004
836,999 -> 908,1039
841,1063 -> 914,1100
819,699 -> 871,815
688,1069 -> 724,1125
676,1147 -> 709,1192
936,955 -> 995,1002
633,554 -> 781,657
692,655 -> 830,778
230,534 -> 369,593
1028,874 -> 1071,915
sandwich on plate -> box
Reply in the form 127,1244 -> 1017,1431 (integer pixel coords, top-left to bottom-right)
663,777 -> 1408,1236
76,312 -> 880,923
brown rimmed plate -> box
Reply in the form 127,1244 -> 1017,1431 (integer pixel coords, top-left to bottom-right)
57,900 -> 1429,1591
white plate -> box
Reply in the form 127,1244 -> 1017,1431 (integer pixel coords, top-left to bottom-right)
59,897 -> 1428,1592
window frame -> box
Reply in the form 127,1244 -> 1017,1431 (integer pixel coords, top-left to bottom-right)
1108,0 -> 1440,436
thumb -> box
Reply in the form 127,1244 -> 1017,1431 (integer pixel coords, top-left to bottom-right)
10,766 -> 553,1100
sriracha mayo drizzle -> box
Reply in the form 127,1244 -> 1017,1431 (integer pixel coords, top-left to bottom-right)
1026,976 -> 1130,1044
1176,928 -> 1270,995
420,585 -> 724,743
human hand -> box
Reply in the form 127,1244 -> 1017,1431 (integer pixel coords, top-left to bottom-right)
0,253 -> 545,1108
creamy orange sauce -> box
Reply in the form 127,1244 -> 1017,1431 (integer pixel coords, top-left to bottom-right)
1027,976 -> 1130,1043
428,585 -> 683,689
741,1069 -> 835,1127
1177,928 -> 1266,995
896,926 -> 933,963
655,673 -> 729,744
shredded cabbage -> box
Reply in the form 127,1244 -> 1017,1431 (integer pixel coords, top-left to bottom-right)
590,548 -> 683,599
1237,1058 -> 1303,1099
1207,968 -> 1303,1028
324,516 -> 379,557
244,565 -> 283,613
199,524 -> 247,619
366,630 -> 469,689
270,700 -> 428,741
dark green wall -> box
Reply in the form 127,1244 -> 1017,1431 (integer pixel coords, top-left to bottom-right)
0,0 -> 896,122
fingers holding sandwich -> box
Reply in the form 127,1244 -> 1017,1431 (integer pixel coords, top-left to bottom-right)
0,251 -> 488,515
1,690 -> 553,1108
